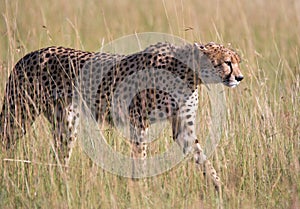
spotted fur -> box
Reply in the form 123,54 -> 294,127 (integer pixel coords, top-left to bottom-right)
0,42 -> 243,190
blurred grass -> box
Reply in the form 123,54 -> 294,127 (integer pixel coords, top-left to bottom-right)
0,0 -> 299,208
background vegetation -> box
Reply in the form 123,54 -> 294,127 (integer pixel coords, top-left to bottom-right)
0,0 -> 299,208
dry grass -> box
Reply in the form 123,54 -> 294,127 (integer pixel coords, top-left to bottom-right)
0,0 -> 299,208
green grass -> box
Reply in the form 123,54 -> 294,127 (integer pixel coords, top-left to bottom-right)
0,0 -> 299,208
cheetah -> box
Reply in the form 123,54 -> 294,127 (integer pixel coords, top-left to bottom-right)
0,42 -> 243,190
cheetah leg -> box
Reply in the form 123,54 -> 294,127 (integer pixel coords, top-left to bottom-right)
172,108 -> 221,192
0,103 -> 25,149
130,126 -> 148,178
1,90 -> 39,150
130,141 -> 148,160
45,101 -> 79,166
62,103 -> 80,165
194,139 -> 221,192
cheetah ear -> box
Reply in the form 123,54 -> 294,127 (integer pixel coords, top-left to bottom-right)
193,43 -> 205,58
194,42 -> 206,51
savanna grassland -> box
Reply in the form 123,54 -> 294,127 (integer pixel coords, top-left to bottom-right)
0,0 -> 299,208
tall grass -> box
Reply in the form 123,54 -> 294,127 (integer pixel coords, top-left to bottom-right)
0,0 -> 299,208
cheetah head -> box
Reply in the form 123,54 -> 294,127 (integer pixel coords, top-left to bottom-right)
195,42 -> 243,88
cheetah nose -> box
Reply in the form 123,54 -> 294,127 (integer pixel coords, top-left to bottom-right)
235,75 -> 244,82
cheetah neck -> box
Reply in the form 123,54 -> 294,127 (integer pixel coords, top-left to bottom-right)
173,43 -> 204,82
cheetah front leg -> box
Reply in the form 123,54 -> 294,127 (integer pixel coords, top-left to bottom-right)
172,104 -> 221,192
194,139 -> 221,192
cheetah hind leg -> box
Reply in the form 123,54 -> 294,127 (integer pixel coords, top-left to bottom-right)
130,127 -> 148,179
45,102 -> 79,167
194,139 -> 221,192
61,103 -> 79,166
